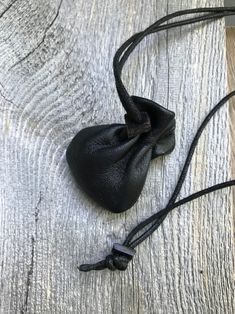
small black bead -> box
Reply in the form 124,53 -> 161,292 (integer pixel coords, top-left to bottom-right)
112,244 -> 136,260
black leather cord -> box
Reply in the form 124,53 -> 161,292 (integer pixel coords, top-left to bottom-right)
79,7 -> 235,272
113,7 -> 235,124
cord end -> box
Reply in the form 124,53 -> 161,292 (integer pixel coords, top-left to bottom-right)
78,264 -> 93,272
78,259 -> 107,272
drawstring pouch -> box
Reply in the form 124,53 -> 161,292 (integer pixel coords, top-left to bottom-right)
66,7 -> 235,272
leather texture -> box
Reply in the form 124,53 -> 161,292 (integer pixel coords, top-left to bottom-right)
66,96 -> 176,213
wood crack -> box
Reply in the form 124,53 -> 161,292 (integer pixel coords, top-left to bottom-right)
20,193 -> 42,314
10,0 -> 63,70
20,236 -> 35,314
0,0 -> 18,19
0,83 -> 16,106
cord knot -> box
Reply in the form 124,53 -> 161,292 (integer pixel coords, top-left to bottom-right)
105,254 -> 130,271
105,255 -> 116,270
79,244 -> 136,272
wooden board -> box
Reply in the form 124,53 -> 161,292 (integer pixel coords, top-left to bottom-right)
0,1 -> 234,313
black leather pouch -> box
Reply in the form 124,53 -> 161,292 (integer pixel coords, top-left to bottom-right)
67,96 -> 175,212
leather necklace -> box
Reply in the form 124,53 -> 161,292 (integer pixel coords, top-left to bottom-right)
66,7 -> 235,272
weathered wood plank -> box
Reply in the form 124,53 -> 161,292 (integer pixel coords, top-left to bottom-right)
0,0 -> 234,313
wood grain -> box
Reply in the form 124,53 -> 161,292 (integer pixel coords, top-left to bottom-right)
0,1 -> 234,313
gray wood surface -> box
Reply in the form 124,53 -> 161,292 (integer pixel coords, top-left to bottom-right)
0,0 -> 234,313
